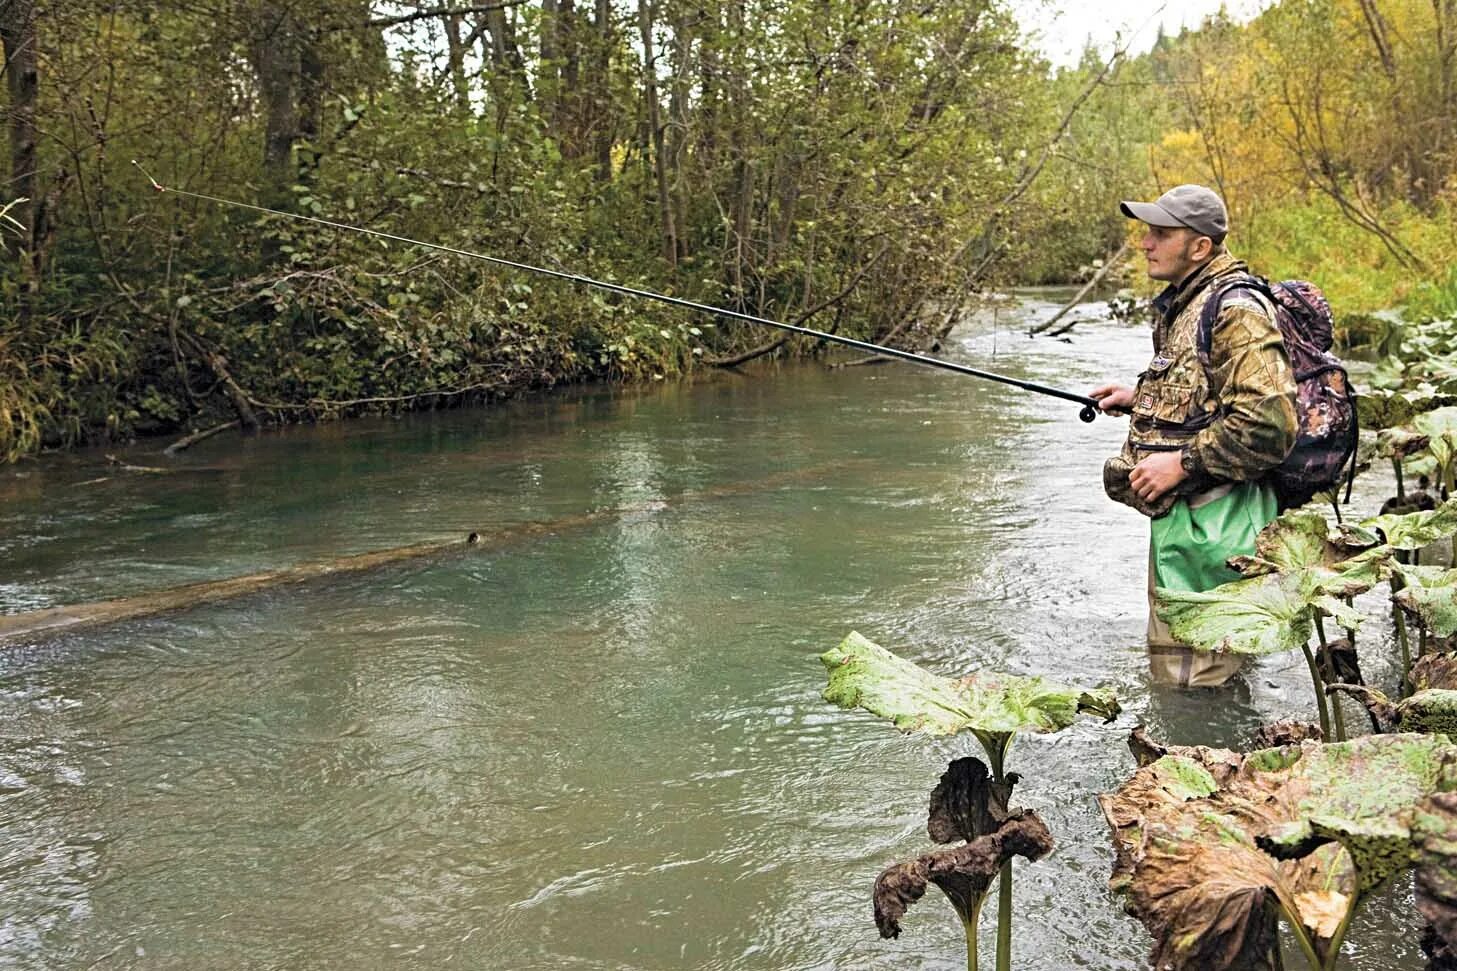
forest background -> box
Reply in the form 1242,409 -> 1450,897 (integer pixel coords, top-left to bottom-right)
0,0 -> 1454,461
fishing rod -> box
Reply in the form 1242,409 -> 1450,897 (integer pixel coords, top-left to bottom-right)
134,160 -> 1101,423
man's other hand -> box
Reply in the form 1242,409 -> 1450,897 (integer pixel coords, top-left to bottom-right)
1090,384 -> 1135,415
1130,451 -> 1189,503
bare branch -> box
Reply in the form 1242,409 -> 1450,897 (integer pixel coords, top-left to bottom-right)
322,2 -> 530,32
706,246 -> 890,368
1028,239 -> 1130,337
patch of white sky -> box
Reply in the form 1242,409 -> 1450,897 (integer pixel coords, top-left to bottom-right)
1012,0 -> 1273,67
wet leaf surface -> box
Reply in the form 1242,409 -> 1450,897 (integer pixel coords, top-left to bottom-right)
926,756 -> 1014,844
1157,574 -> 1324,656
1102,732 -> 1457,971
1160,514 -> 1388,658
820,631 -> 1119,738
1332,684 -> 1457,736
1250,720 -> 1324,749
1412,653 -> 1457,692
1391,564 -> 1457,638
1364,498 -> 1457,551
1359,390 -> 1457,431
1377,427 -> 1433,460
1414,792 -> 1457,971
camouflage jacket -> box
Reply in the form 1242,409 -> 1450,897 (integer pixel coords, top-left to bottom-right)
1104,251 -> 1298,518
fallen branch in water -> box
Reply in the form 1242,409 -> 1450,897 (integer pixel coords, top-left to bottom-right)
164,420 -> 241,456
103,454 -> 226,475
1027,239 -> 1130,337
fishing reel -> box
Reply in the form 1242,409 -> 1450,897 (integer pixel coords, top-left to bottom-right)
1079,405 -> 1098,423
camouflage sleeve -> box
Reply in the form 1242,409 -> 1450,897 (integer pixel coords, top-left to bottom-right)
1185,298 -> 1298,482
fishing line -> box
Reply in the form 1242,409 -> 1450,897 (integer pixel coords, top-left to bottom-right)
133,160 -> 1100,423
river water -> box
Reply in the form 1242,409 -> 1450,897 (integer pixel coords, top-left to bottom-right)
0,293 -> 1422,969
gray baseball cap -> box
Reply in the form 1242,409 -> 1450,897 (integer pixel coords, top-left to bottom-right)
1120,184 -> 1228,241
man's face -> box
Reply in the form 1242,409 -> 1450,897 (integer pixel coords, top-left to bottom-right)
1140,224 -> 1210,283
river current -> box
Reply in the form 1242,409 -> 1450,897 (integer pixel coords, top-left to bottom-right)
0,292 -> 1419,969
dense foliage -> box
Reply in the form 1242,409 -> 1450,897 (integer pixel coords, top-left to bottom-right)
1,0 -> 1454,458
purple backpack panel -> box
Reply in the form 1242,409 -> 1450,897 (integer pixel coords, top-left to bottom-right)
1197,276 -> 1357,510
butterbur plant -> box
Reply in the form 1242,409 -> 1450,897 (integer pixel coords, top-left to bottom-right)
1377,427 -> 1433,504
1364,499 -> 1457,688
820,631 -> 1119,971
1415,408 -> 1457,501
1102,730 -> 1457,971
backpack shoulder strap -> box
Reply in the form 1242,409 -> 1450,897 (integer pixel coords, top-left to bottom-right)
1195,274 -> 1274,359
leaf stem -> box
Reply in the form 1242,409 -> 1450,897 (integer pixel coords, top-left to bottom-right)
984,735 -> 1013,971
1314,616 -> 1346,742
1278,902 -> 1324,971
1397,609 -> 1413,695
1300,639 -> 1332,739
1320,890 -> 1363,971
963,895 -> 984,971
1393,574 -> 1414,695
1394,459 -> 1405,502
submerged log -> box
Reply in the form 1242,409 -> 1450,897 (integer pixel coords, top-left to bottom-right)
0,537 -> 472,646
0,458 -> 862,647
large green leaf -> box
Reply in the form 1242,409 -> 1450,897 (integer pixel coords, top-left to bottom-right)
1361,498 -> 1457,550
1227,510 -> 1390,597
1417,407 -> 1457,475
1390,563 -> 1457,637
1252,734 -> 1457,892
1156,572 -> 1364,658
1157,574 -> 1313,656
1103,733 -> 1457,971
1234,509 -> 1332,575
820,631 -> 1119,739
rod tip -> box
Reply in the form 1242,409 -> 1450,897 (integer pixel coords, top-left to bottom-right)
131,159 -> 165,191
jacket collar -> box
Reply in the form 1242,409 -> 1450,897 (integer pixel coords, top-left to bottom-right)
1151,250 -> 1248,324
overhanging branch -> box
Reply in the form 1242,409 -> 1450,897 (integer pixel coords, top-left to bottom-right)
321,2 -> 529,32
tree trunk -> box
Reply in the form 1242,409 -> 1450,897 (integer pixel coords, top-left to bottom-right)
1437,0 -> 1456,162
638,0 -> 677,266
593,0 -> 613,179
445,12 -> 470,109
540,0 -> 559,125
724,0 -> 752,308
0,0 -> 39,313
667,9 -> 692,260
297,29 -> 324,184
484,1 -> 528,91
250,2 -> 300,208
558,0 -> 581,154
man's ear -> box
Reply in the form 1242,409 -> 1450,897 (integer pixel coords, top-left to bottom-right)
1188,233 -> 1214,263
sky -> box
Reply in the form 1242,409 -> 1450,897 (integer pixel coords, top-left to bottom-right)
1013,0 -> 1272,67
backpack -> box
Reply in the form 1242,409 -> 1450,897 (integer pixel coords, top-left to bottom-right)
1195,276 -> 1358,511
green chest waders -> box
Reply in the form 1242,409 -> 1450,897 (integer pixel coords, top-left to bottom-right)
1146,481 -> 1279,687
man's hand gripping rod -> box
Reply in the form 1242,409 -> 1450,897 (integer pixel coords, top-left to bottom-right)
134,160 -> 1100,423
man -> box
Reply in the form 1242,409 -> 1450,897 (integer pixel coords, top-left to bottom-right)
1090,184 -> 1298,688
